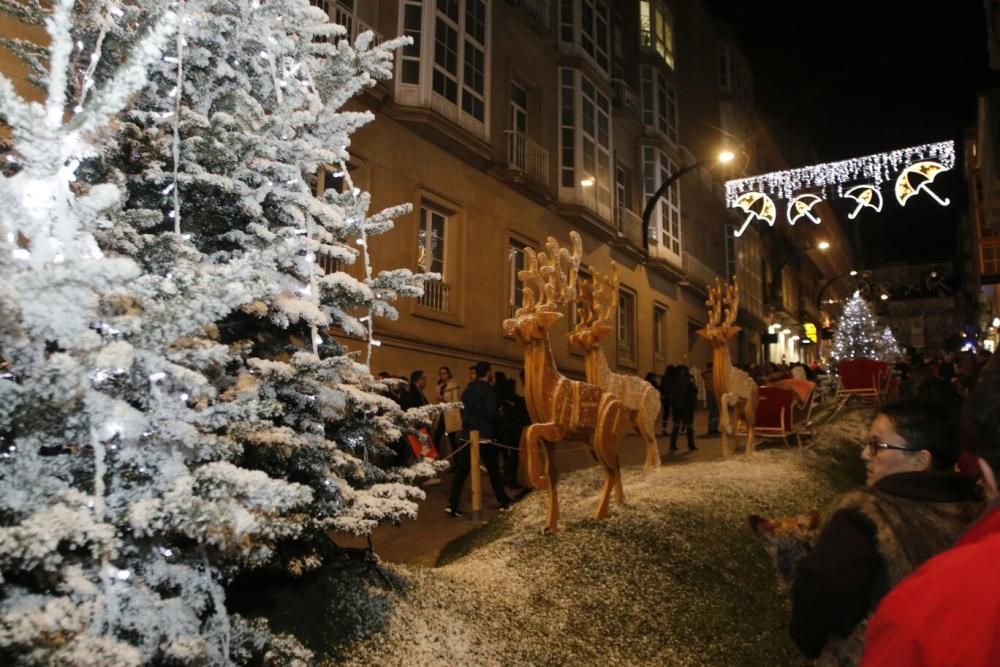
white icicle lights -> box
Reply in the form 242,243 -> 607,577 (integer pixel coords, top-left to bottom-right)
725,140 -> 955,236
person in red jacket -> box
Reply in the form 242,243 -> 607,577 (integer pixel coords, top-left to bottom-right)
861,363 -> 1000,666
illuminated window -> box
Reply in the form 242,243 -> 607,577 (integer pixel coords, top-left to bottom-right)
559,68 -> 613,219
639,0 -> 674,68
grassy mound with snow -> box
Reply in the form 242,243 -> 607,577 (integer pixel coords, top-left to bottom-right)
320,409 -> 871,665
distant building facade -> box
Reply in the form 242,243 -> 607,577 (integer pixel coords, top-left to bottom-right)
321,0 -> 852,379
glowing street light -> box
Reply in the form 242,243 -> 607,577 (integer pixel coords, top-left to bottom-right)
880,293 -> 889,301
817,240 -> 830,250
849,270 -> 858,276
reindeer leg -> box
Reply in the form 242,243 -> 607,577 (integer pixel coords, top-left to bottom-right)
594,403 -> 626,519
543,440 -> 559,533
523,424 -> 547,490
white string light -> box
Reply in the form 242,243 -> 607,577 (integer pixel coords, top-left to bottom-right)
725,140 -> 955,206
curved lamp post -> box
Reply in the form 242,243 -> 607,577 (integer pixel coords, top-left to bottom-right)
640,150 -> 736,251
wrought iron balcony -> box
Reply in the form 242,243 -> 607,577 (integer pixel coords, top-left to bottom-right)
510,0 -> 551,28
615,206 -> 642,248
505,130 -> 550,186
330,1 -> 382,45
682,251 -> 718,291
611,79 -> 641,120
417,280 -> 450,312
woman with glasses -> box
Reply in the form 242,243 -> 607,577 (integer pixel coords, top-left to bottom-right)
788,401 -> 982,666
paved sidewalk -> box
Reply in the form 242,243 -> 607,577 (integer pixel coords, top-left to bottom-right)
334,408 -> 747,566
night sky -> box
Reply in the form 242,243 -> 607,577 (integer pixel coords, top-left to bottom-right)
706,1 -> 998,266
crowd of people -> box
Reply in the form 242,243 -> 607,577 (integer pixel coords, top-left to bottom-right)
381,347 -> 1000,665
378,362 -> 530,517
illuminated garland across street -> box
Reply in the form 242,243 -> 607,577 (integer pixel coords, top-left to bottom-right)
724,141 -> 955,237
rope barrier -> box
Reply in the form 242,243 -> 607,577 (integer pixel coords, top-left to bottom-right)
453,437 -> 594,454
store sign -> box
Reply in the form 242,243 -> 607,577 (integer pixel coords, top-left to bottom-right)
804,322 -> 818,343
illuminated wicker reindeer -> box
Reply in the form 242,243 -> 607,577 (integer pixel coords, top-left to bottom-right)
569,264 -> 661,470
696,277 -> 759,456
503,232 -> 631,532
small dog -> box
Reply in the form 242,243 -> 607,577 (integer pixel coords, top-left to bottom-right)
747,510 -> 822,591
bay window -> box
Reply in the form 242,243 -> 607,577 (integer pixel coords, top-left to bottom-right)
559,68 -> 613,219
642,145 -> 682,263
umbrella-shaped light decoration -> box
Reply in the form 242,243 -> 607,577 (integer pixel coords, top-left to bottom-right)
732,191 -> 776,237
844,184 -> 884,219
787,193 -> 822,225
895,161 -> 951,207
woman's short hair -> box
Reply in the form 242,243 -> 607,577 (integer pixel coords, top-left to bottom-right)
879,400 -> 958,470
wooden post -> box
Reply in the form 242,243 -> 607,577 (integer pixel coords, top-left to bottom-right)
470,430 -> 482,523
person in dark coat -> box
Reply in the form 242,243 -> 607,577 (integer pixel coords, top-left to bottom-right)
401,369 -> 428,410
496,374 -> 529,488
446,361 -> 511,516
667,365 -> 697,452
659,365 -> 675,436
789,401 -> 982,665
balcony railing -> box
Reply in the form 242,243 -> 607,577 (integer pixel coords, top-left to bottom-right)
331,2 -> 383,46
682,251 -> 718,291
505,130 -> 549,186
615,206 -> 642,248
510,0 -> 551,28
611,79 -> 641,120
418,280 -> 450,312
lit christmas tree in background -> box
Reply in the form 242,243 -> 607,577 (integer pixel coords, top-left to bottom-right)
874,325 -> 903,363
0,0 -> 442,663
831,291 -> 881,361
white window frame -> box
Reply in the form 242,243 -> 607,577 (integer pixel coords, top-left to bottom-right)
639,0 -> 674,69
653,302 -> 668,361
559,67 -> 613,220
394,0 -> 491,138
642,145 -> 682,264
418,203 -> 448,278
640,65 -> 678,145
507,239 -> 528,318
617,286 -> 638,365
559,0 -> 611,74
725,223 -> 762,320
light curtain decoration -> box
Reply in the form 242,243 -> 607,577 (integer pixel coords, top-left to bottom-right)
725,140 -> 955,237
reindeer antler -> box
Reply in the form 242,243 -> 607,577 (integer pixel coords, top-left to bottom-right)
591,263 -> 619,327
516,231 -> 582,315
705,276 -> 740,329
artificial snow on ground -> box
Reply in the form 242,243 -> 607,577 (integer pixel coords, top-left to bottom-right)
324,409 -> 871,666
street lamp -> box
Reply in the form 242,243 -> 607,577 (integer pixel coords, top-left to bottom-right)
817,240 -> 830,250
640,150 -> 736,250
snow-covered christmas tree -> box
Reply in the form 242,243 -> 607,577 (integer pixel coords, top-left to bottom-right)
107,0 -> 443,556
831,291 -> 881,360
0,0 -> 443,662
874,325 -> 903,363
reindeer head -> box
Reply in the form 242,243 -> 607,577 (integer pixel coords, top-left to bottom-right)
569,263 -> 618,352
503,232 -> 582,344
696,276 -> 741,345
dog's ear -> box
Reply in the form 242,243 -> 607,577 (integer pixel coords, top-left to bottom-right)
747,514 -> 772,536
797,509 -> 822,532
